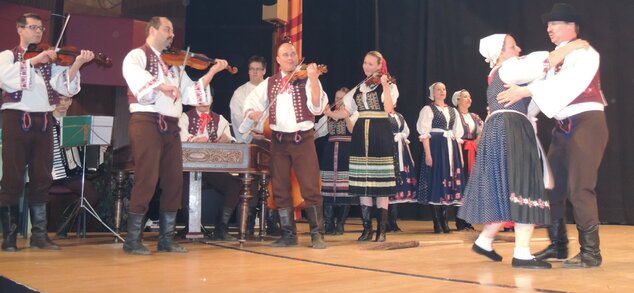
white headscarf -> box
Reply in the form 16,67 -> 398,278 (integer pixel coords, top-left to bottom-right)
479,34 -> 507,68
451,90 -> 462,106
428,82 -> 441,101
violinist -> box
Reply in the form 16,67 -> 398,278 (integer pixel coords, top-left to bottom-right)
0,13 -> 94,252
242,42 -> 328,249
314,87 -> 357,235
328,51 -> 398,242
121,16 -> 227,255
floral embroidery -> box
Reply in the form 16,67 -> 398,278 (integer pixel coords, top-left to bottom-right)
509,192 -> 550,209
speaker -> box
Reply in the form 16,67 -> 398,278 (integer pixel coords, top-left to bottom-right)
262,0 -> 288,25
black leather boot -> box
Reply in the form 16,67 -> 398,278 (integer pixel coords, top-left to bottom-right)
266,208 -> 282,236
439,206 -> 451,233
454,207 -> 475,231
335,205 -> 350,235
1,205 -> 19,252
429,205 -> 441,233
29,203 -> 60,250
271,207 -> 298,247
123,212 -> 151,255
534,218 -> 568,260
357,205 -> 373,241
157,212 -> 188,253
388,204 -> 402,232
563,224 -> 602,268
323,204 -> 336,235
214,206 -> 236,241
305,205 -> 327,249
375,208 -> 388,242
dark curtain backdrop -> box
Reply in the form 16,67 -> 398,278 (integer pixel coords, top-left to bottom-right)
186,0 -> 633,224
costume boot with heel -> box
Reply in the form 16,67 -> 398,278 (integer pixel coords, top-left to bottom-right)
123,212 -> 151,255
323,204 -> 336,235
534,218 -> 568,260
1,205 -> 19,252
335,205 -> 350,235
357,205 -> 373,241
375,208 -> 388,242
157,212 -> 188,253
29,203 -> 60,250
563,224 -> 602,268
214,206 -> 236,241
271,207 -> 298,247
305,205 -> 327,249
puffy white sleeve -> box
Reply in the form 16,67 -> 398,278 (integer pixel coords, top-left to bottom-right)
0,50 -> 31,93
499,51 -> 550,85
50,63 -> 80,97
416,106 -> 433,140
181,69 -> 213,106
314,115 -> 329,139
528,48 -> 601,118
342,86 -> 358,115
218,115 -> 235,142
305,78 -> 328,115
122,49 -> 161,104
452,108 -> 464,142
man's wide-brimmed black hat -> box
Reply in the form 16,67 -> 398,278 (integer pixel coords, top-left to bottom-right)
542,3 -> 582,24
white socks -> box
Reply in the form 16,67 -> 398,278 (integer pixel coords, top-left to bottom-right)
513,247 -> 534,260
475,234 -> 494,251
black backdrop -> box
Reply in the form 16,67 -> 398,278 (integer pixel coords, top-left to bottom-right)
186,0 -> 634,224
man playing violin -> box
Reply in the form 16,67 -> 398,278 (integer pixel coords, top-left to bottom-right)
121,16 -> 228,255
0,13 -> 94,252
242,42 -> 328,249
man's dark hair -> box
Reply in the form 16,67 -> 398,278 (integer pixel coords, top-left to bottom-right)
17,13 -> 41,28
248,55 -> 267,69
145,16 -> 165,37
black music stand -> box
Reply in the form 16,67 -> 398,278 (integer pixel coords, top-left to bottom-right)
61,115 -> 123,241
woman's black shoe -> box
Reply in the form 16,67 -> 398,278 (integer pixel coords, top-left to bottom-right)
512,257 -> 552,269
472,244 -> 503,262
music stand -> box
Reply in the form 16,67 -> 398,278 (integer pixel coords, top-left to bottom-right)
61,115 -> 124,241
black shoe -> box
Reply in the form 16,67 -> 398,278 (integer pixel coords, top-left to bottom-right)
534,244 -> 568,260
512,257 -> 552,269
472,244 -> 503,262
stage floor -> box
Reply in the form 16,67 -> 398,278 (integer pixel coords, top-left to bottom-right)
1,221 -> 633,292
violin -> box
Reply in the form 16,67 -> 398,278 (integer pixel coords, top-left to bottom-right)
161,48 -> 238,74
24,43 -> 112,67
287,64 -> 328,82
364,72 -> 396,86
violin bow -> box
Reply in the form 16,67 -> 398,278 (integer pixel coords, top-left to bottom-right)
240,58 -> 305,141
53,14 -> 71,52
173,46 -> 191,104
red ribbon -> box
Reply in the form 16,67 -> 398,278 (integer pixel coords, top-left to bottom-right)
199,113 -> 211,135
463,140 -> 478,175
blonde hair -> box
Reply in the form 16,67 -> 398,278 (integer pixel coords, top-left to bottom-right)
366,51 -> 384,66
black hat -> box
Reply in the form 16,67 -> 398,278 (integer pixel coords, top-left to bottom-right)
541,3 -> 582,24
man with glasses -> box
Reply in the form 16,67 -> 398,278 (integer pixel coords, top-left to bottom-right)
0,13 -> 94,252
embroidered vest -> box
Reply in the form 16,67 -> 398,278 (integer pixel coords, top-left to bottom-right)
267,72 -> 313,124
327,118 -> 351,136
568,71 -> 607,106
2,46 -> 59,105
127,44 -> 175,104
185,109 -> 220,141
353,85 -> 384,112
458,112 -> 480,140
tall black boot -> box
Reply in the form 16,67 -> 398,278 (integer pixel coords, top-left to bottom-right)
429,205 -> 441,233
29,203 -> 60,250
123,212 -> 151,255
534,218 -> 568,260
357,205 -> 373,241
375,208 -> 388,242
271,207 -> 298,247
1,205 -> 19,252
213,206 -> 236,241
563,224 -> 602,268
324,204 -> 336,235
335,205 -> 350,235
454,206 -> 475,231
266,208 -> 282,236
305,205 -> 327,249
388,204 -> 402,232
439,205 -> 451,233
157,212 -> 188,253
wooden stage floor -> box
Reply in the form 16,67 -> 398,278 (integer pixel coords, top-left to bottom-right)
1,221 -> 633,292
